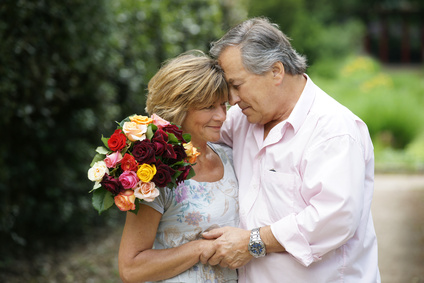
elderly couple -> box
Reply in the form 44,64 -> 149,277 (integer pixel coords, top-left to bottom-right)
118,17 -> 381,283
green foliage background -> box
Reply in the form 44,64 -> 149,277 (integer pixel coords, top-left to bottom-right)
0,0 -> 423,278
0,0 -> 244,266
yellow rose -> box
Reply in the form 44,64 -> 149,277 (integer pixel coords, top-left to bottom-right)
122,121 -> 147,142
137,164 -> 157,183
130,115 -> 153,125
183,142 -> 200,163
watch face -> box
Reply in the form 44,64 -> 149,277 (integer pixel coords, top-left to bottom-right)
250,242 -> 265,256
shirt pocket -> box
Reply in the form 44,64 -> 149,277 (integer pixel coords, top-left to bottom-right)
256,170 -> 297,224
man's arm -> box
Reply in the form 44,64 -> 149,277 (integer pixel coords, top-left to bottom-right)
200,226 -> 286,269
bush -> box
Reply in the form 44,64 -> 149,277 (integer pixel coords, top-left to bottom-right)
0,0 -> 119,262
0,0 -> 229,269
310,55 -> 424,171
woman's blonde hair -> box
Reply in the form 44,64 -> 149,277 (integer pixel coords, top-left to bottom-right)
145,50 -> 228,125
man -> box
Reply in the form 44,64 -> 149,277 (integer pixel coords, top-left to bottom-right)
201,17 -> 381,282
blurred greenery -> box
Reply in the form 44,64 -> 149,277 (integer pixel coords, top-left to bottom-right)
0,0 -> 423,280
0,0 -> 241,274
309,56 -> 424,172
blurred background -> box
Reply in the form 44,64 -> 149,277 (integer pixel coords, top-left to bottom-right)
0,0 -> 423,282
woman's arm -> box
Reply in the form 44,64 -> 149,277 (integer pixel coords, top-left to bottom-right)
118,204 -> 211,283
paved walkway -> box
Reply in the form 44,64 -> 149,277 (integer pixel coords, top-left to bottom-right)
372,174 -> 424,283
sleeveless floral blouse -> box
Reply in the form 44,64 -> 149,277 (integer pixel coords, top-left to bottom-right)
143,143 -> 239,283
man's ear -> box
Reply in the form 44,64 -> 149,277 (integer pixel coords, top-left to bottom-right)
271,61 -> 284,84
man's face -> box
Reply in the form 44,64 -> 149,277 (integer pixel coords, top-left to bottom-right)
218,46 -> 276,125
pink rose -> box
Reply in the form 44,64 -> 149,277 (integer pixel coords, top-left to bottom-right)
104,151 -> 123,168
151,113 -> 170,129
134,181 -> 160,202
119,171 -> 139,189
114,189 -> 136,211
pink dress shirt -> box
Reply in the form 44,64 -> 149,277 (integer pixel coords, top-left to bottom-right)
220,75 -> 381,282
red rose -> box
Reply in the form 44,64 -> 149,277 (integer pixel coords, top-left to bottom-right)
176,165 -> 191,184
101,174 -> 124,195
152,135 -> 168,156
152,160 -> 175,187
108,129 -> 127,151
168,144 -> 187,164
132,140 -> 156,164
153,129 -> 168,142
162,125 -> 184,141
163,143 -> 177,160
120,153 -> 138,172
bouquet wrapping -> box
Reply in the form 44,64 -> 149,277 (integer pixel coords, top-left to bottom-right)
88,114 -> 199,214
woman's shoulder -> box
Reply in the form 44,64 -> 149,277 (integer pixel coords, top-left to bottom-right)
208,142 -> 234,166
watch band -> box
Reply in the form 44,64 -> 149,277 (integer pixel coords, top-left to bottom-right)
251,228 -> 261,242
249,227 -> 266,258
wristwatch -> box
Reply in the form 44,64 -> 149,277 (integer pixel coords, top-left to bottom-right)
248,227 -> 266,258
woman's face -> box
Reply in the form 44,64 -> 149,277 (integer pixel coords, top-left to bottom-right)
181,98 -> 227,145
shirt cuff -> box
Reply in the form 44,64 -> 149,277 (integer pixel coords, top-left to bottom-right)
270,213 -> 321,266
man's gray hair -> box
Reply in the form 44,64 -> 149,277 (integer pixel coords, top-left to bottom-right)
210,17 -> 307,75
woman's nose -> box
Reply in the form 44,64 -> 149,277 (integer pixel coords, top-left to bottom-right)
214,104 -> 227,121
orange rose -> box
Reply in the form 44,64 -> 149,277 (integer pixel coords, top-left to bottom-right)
183,142 -> 200,163
114,189 -> 136,211
130,115 -> 153,125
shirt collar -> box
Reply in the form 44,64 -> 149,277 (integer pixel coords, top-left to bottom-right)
285,74 -> 316,134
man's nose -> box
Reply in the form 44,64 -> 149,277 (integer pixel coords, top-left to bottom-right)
228,90 -> 240,106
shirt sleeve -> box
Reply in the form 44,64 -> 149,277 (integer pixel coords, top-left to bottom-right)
219,106 -> 241,147
141,186 -> 172,214
270,134 -> 366,266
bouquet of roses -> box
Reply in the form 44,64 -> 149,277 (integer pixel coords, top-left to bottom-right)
88,114 -> 199,214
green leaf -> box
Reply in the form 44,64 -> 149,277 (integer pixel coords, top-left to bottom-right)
146,124 -> 154,140
119,115 -> 134,127
96,146 -> 109,155
90,153 -> 106,167
167,133 -> 178,144
89,181 -> 102,193
101,135 -> 110,148
92,187 -> 114,215
182,133 -> 191,143
186,167 -> 196,180
129,200 -> 141,215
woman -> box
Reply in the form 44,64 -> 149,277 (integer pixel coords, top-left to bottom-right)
118,51 -> 239,283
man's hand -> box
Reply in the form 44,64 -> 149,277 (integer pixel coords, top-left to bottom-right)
199,226 -> 252,269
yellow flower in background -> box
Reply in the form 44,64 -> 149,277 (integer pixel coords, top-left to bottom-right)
137,163 -> 156,183
341,56 -> 376,77
360,73 -> 394,92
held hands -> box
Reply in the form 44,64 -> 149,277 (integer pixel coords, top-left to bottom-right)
199,226 -> 252,269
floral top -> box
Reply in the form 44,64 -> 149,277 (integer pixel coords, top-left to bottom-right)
143,143 -> 239,283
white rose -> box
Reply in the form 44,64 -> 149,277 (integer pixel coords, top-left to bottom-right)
88,161 -> 109,182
